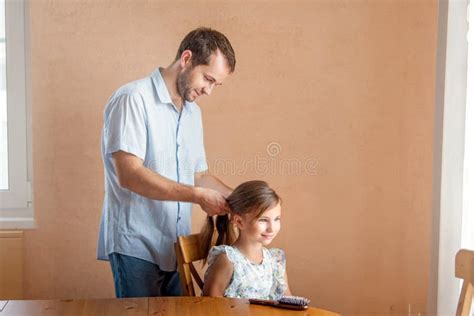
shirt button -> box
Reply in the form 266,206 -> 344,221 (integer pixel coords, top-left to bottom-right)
177,216 -> 181,221
177,143 -> 180,148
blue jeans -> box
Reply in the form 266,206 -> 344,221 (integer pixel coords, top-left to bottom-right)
108,253 -> 182,298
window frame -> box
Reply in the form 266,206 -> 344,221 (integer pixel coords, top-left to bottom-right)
0,0 -> 34,229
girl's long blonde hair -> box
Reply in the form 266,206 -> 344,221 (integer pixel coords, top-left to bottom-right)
200,180 -> 281,263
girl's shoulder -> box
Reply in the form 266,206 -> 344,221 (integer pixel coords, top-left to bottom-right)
207,245 -> 240,266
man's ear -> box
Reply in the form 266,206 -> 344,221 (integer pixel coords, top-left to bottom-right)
179,50 -> 193,68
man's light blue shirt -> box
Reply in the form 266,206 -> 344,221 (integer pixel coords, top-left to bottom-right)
97,68 -> 208,271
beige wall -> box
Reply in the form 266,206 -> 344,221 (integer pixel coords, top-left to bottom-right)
24,1 -> 437,315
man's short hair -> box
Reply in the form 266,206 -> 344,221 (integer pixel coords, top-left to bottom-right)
175,27 -> 236,73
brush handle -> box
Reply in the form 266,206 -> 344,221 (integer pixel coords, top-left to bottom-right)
248,299 -> 308,311
248,298 -> 279,307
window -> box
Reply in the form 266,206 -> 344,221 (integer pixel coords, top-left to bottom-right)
0,2 -> 6,190
0,0 -> 33,229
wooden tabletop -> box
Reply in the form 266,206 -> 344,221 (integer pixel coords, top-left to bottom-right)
0,296 -> 340,316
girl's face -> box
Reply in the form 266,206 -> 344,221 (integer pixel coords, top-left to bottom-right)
235,202 -> 282,246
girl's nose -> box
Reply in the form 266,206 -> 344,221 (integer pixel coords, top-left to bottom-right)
266,223 -> 274,232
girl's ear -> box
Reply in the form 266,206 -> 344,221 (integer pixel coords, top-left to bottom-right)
231,214 -> 244,229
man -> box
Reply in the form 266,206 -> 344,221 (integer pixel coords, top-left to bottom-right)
97,27 -> 236,298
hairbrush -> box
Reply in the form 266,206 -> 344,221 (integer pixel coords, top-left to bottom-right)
249,295 -> 310,310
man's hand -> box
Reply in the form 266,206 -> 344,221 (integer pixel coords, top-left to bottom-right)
194,187 -> 230,216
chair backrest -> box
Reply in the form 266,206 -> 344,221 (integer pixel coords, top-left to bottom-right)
175,233 -> 206,296
455,249 -> 474,316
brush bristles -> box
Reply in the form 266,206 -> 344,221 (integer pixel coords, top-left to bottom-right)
278,295 -> 310,306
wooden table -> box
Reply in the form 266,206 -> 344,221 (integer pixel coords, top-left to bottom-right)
0,297 -> 340,315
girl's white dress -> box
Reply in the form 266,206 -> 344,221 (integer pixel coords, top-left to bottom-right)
204,245 -> 287,299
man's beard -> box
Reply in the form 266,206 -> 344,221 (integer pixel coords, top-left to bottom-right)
177,67 -> 194,102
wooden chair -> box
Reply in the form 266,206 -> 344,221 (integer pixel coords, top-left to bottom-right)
455,249 -> 474,316
175,233 -> 206,296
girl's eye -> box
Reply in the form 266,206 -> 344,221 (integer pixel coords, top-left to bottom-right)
275,217 -> 281,221
258,218 -> 268,222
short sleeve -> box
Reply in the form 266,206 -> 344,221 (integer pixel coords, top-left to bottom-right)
194,110 -> 208,173
103,94 -> 147,160
269,248 -> 287,299
207,245 -> 238,267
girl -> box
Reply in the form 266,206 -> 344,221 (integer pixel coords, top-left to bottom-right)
201,180 -> 291,299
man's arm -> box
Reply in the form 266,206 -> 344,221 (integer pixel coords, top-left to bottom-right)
194,171 -> 233,198
112,150 -> 229,215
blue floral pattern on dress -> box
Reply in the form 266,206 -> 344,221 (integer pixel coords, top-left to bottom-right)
204,245 -> 287,300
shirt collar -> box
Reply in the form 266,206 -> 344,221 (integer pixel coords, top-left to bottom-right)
151,68 -> 194,114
